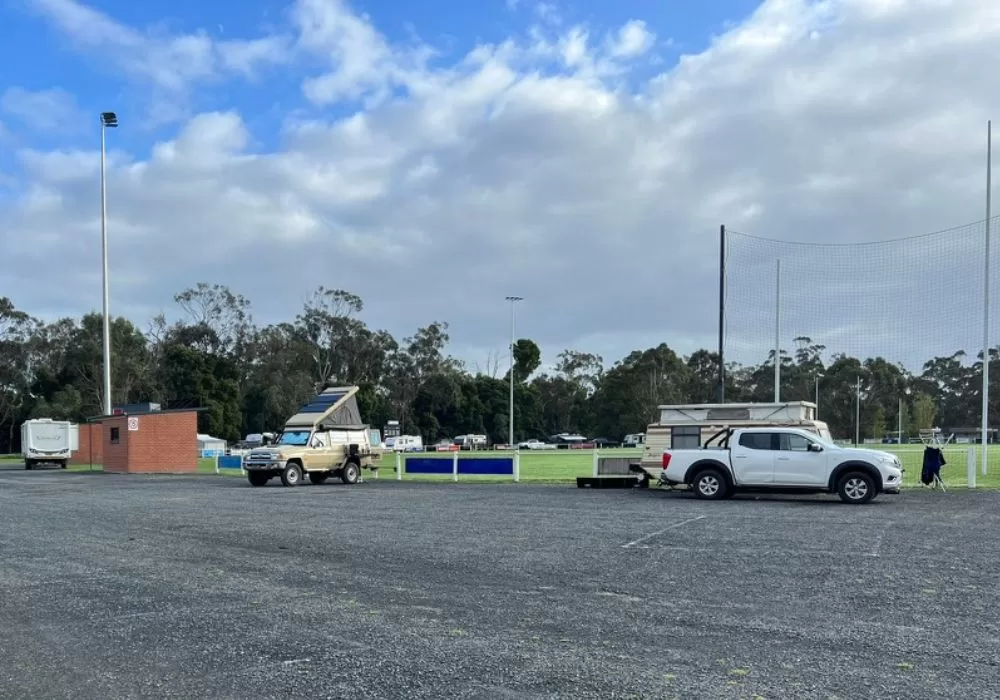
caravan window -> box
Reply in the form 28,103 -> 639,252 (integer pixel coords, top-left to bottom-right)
671,426 -> 701,449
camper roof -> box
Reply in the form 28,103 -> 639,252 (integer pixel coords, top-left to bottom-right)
655,401 -> 819,425
284,385 -> 366,429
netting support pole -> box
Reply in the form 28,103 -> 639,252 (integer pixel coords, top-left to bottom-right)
982,120 -> 992,475
774,259 -> 781,403
718,225 -> 726,403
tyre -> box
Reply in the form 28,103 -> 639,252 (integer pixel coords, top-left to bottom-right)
247,472 -> 269,487
309,472 -> 330,485
24,460 -> 33,470
280,462 -> 303,487
691,468 -> 728,500
341,461 -> 360,485
837,471 -> 876,504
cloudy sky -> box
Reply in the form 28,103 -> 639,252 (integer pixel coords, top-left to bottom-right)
1,0 -> 998,374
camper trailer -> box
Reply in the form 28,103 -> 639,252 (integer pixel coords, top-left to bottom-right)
636,401 -> 831,478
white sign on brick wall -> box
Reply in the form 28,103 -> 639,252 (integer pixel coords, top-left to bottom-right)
127,417 -> 139,432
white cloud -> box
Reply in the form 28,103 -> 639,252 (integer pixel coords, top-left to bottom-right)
1,87 -> 83,132
293,0 -> 435,105
4,0 -> 1000,371
609,20 -> 654,58
534,3 -> 561,26
27,0 -> 292,107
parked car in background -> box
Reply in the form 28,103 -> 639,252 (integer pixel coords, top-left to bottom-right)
518,439 -> 556,450
549,433 -> 588,448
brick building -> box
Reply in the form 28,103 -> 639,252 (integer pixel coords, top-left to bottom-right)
71,409 -> 202,473
70,423 -> 104,466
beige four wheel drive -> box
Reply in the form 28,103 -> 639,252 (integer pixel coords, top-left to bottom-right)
242,385 -> 383,487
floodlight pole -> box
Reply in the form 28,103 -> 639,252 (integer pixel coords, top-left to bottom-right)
814,373 -> 822,419
774,259 -> 781,402
982,120 -> 992,475
99,113 -> 118,417
506,296 -> 523,449
718,224 -> 726,403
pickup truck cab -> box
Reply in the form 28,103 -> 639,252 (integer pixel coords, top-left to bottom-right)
659,427 -> 903,504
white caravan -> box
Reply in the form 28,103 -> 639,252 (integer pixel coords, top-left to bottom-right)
623,433 -> 645,448
453,434 -> 488,450
22,418 -> 78,470
391,435 -> 424,452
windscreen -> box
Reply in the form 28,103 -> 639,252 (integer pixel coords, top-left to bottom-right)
276,430 -> 310,446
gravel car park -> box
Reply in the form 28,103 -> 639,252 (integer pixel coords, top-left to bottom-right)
1,467 -> 998,698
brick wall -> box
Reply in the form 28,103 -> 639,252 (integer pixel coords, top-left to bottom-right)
124,411 -> 198,473
101,416 -> 130,473
85,411 -> 199,474
69,423 -> 104,465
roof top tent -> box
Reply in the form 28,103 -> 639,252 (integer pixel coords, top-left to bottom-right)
284,385 -> 367,431
655,401 -> 818,425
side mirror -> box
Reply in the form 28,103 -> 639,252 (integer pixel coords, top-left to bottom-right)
808,443 -> 823,453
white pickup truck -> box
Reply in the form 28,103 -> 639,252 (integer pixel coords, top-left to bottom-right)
658,427 -> 903,504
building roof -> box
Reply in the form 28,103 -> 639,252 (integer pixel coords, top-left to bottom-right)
84,407 -> 208,422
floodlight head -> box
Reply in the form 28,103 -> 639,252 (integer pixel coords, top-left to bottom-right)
505,296 -> 523,302
100,111 -> 119,127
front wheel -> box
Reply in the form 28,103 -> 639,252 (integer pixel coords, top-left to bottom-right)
837,471 -> 876,504
280,462 -> 303,487
248,472 -> 269,487
691,468 -> 729,500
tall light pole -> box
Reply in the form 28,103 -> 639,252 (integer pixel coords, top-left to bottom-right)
774,259 -> 781,402
814,373 -> 823,419
100,111 -> 118,416
505,296 -> 522,448
982,119 -> 992,475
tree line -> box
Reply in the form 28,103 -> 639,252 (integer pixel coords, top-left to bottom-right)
0,285 -> 996,454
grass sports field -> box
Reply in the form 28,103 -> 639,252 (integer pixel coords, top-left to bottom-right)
5,445 -> 1000,487
372,445 -> 1000,487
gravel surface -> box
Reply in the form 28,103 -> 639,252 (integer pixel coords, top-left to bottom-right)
1,466 -> 998,699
